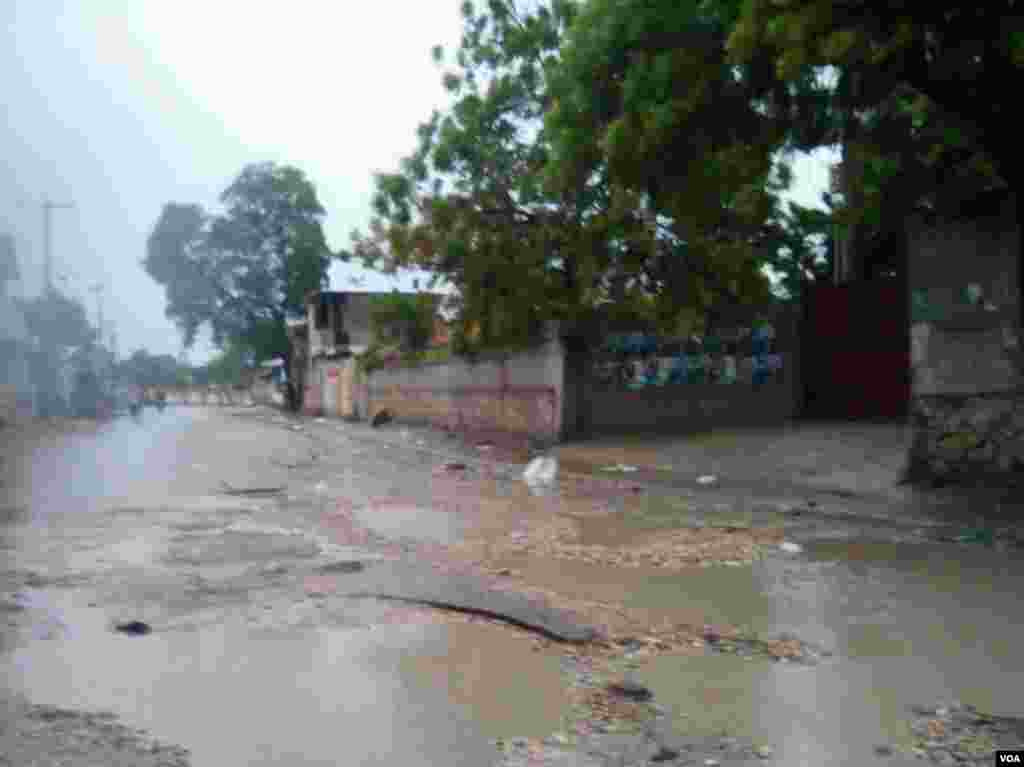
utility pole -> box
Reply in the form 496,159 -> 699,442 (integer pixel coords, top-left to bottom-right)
90,282 -> 104,348
42,199 -> 75,293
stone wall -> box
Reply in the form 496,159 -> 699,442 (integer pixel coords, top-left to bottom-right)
906,196 -> 1024,483
908,391 -> 1024,483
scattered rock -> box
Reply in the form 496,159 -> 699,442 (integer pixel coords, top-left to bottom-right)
114,621 -> 152,636
371,410 -> 393,428
779,541 -> 803,554
651,746 -> 679,762
755,745 -> 774,759
926,719 -> 946,739
442,462 -> 468,472
702,625 -> 721,643
261,561 -> 289,576
874,744 -> 894,756
496,568 -> 513,576
704,759 -> 720,766
606,680 -> 653,702
697,475 -> 717,485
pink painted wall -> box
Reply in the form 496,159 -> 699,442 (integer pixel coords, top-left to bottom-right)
364,333 -> 565,441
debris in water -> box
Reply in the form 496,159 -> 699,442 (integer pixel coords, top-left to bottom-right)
316,560 -> 365,574
219,481 -> 284,496
476,441 -> 494,450
523,456 -> 558,485
602,464 -> 638,473
697,475 -> 717,485
315,417 -> 326,423
779,541 -> 803,554
873,744 -> 894,756
442,462 -> 468,472
651,746 -> 680,762
754,745 -> 774,759
261,561 -> 289,576
371,410 -> 393,428
114,621 -> 152,636
606,680 -> 653,702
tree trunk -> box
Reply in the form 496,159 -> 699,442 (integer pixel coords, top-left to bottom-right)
1017,192 -> 1024,338
283,347 -> 299,412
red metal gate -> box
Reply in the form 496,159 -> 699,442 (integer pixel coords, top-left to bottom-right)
801,280 -> 910,420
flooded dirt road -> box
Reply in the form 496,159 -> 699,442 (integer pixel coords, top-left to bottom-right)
3,407 -> 1023,766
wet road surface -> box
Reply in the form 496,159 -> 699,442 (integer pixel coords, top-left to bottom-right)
2,406 -> 1023,766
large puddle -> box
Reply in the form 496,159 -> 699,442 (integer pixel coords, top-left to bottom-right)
3,589 -> 568,767
491,538 -> 1024,764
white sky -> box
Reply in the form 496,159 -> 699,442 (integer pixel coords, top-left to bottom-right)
1,1 -> 833,364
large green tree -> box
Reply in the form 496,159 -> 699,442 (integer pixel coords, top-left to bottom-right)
353,0 -> 777,355
144,163 -> 334,408
727,0 -> 1021,292
544,0 -> 825,328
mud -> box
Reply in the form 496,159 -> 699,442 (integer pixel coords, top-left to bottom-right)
4,408 -> 1024,767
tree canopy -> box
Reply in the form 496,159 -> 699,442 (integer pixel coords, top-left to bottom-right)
726,0 -> 1021,285
144,162 -> 334,364
17,287 -> 97,351
116,349 -> 188,387
352,0 -> 787,352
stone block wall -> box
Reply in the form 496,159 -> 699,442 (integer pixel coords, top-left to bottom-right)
908,391 -> 1024,483
906,196 -> 1023,483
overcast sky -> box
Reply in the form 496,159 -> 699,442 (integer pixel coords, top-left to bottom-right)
1,1 -> 834,364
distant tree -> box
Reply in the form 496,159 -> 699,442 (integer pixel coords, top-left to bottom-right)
15,287 -> 97,414
369,292 -> 438,351
117,349 -> 186,387
144,163 -> 336,409
18,287 -> 96,351
204,341 -> 252,385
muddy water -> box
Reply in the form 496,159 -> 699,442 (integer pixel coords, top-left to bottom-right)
491,530 -> 1024,766
637,540 -> 1024,765
3,589 -> 567,767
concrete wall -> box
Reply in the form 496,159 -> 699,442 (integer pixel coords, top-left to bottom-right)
311,358 -> 359,419
906,199 -> 1024,483
578,307 -> 801,437
144,384 -> 255,407
582,381 -> 798,435
364,332 -> 564,442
